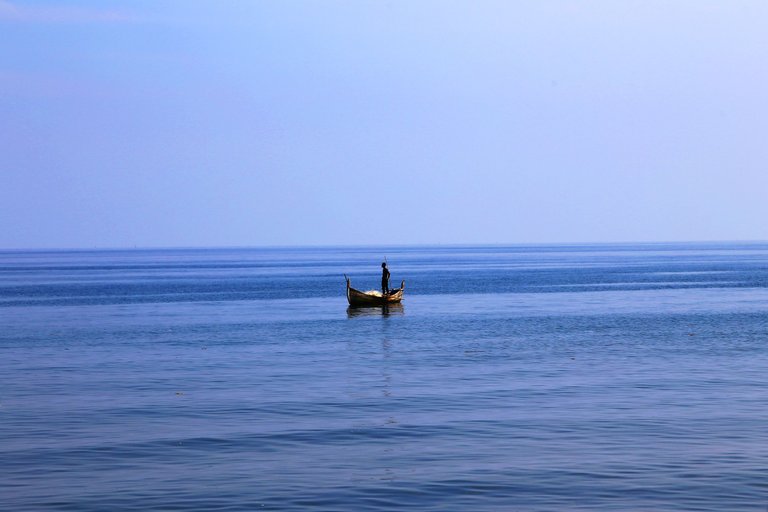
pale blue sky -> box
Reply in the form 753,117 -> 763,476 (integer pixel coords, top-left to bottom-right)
1,1 -> 767,248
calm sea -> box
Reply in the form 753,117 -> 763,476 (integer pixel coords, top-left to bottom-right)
2,243 -> 768,511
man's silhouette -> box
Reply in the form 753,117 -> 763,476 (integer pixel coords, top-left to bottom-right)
381,262 -> 390,295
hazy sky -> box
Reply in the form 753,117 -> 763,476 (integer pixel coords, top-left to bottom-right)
2,1 -> 767,248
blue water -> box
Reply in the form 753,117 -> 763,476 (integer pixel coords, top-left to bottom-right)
3,243 -> 768,511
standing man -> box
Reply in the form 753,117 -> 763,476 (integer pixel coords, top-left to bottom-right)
381,262 -> 390,295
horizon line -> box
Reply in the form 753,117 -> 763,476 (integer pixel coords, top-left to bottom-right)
1,238 -> 767,252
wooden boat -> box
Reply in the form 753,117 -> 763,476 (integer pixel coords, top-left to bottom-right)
345,275 -> 405,306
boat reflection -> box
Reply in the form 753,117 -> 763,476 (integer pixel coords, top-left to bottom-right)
346,304 -> 405,318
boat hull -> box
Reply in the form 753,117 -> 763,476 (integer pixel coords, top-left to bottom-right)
345,277 -> 405,307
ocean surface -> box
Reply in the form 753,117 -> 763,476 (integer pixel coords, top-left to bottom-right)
2,242 -> 768,511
